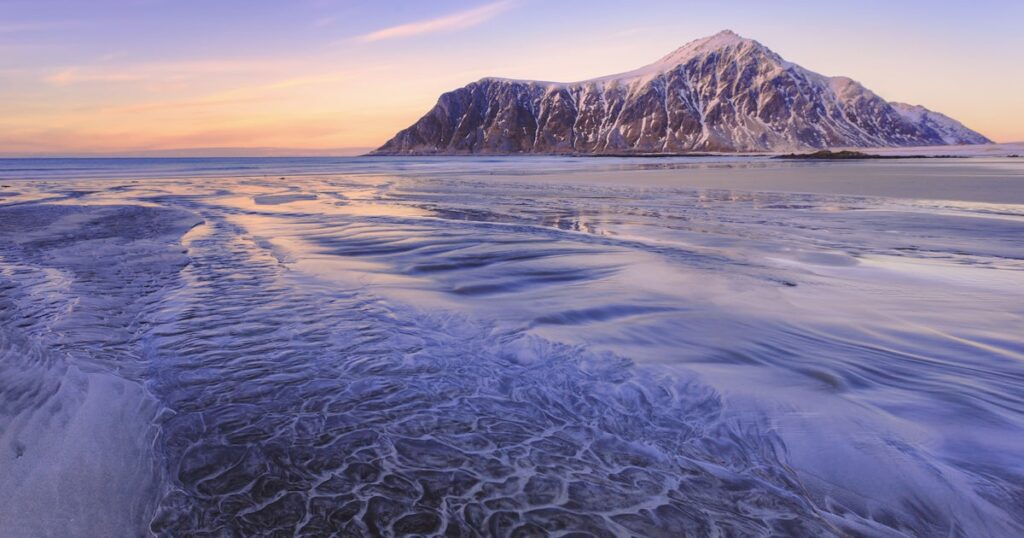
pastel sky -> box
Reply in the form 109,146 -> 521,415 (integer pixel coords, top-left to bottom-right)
1,0 -> 1021,154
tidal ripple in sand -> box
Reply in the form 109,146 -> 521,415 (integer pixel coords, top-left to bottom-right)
0,158 -> 1023,536
146,215 -> 833,536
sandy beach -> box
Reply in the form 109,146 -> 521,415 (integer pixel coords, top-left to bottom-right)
1,157 -> 1022,535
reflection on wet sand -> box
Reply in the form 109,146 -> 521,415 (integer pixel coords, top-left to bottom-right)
1,158 -> 1023,536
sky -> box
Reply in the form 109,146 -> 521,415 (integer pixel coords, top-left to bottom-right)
1,0 -> 1022,155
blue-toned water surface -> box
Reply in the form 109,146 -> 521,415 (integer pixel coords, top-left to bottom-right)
1,156 -> 1023,536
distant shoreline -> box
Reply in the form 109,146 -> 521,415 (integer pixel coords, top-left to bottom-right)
773,150 -> 967,160
363,151 -> 1010,160
2,143 -> 1021,161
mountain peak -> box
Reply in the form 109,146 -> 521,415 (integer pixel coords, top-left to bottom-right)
374,31 -> 991,155
637,29 -> 780,77
658,29 -> 756,60
579,30 -> 769,85
700,29 -> 747,45
479,31 -> 771,87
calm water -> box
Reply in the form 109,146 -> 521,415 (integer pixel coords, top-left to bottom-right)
1,157 -> 1023,536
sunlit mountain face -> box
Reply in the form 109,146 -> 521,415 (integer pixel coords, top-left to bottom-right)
0,1 -> 1021,155
375,31 -> 990,155
1,2 -> 1023,536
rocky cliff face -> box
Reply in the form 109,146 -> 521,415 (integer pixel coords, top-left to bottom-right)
374,31 -> 989,155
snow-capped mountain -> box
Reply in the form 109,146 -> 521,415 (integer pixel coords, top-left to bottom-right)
889,102 -> 989,146
373,30 -> 990,154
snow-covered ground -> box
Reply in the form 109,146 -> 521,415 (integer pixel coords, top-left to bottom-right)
1,157 -> 1023,536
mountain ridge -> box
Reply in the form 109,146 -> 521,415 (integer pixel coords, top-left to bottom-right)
374,30 -> 990,155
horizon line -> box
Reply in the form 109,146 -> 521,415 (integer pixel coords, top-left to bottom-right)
0,147 -> 377,158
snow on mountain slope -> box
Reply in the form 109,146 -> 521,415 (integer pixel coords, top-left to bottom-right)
890,102 -> 990,145
374,30 -> 991,155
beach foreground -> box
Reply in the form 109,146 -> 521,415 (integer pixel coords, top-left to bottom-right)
1,157 -> 1023,536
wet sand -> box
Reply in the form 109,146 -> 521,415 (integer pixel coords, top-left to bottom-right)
1,157 -> 1023,536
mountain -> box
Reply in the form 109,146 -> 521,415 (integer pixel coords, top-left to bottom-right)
888,103 -> 989,146
373,30 -> 990,155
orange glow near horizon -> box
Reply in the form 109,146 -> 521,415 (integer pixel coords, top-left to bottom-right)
1,1 -> 1021,154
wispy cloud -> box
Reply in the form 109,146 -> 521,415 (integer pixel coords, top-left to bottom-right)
355,1 -> 514,43
102,73 -> 352,114
45,68 -> 143,86
42,59 -> 292,87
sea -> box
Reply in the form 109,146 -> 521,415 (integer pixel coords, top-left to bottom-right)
1,156 -> 1022,536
